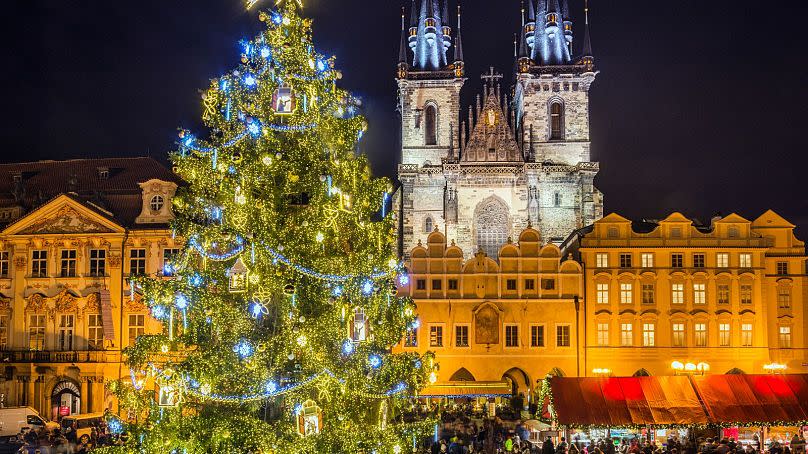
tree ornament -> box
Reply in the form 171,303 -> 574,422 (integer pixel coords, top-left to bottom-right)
227,258 -> 249,293
296,400 -> 322,437
272,84 -> 297,115
283,283 -> 295,295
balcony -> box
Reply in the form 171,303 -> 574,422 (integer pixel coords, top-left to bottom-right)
0,350 -> 120,363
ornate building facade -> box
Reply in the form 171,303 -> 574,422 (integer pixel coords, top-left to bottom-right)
0,158 -> 179,419
565,211 -> 808,377
396,0 -> 603,259
393,228 -> 583,398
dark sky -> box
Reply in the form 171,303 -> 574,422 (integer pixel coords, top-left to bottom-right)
2,0 -> 806,234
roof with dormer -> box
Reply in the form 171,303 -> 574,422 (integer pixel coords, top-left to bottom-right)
461,88 -> 522,164
0,157 -> 181,228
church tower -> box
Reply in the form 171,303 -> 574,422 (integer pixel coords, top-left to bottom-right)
397,0 -> 465,257
513,0 -> 602,241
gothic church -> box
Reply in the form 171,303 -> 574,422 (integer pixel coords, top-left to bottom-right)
395,0 -> 603,259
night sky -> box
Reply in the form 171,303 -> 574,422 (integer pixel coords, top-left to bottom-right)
2,0 -> 806,234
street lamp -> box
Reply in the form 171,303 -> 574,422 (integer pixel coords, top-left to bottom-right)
671,360 -> 709,375
763,362 -> 787,374
592,368 -> 612,376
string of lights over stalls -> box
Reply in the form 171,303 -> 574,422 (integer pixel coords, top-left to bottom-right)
111,1 -> 437,453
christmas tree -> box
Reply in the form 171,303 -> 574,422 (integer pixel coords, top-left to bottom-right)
105,2 -> 435,452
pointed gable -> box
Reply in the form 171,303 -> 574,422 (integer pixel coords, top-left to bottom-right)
461,90 -> 522,164
751,210 -> 795,229
2,194 -> 125,236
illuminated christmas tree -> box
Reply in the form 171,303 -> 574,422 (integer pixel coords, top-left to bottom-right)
106,3 -> 434,452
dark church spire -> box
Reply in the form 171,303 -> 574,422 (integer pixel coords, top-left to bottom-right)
399,7 -> 408,64
453,3 -> 465,77
581,0 -> 594,66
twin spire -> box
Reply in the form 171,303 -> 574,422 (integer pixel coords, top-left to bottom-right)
400,0 -> 464,73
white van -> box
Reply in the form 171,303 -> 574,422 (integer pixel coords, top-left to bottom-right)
0,407 -> 57,442
60,412 -> 105,444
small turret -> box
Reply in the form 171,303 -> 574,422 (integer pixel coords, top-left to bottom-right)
546,0 -> 560,39
525,0 -> 537,49
561,0 -> 573,54
581,0 -> 594,67
408,0 -> 418,52
408,0 -> 450,71
517,25 -> 531,74
453,4 -> 465,78
442,0 -> 452,52
424,0 -> 437,45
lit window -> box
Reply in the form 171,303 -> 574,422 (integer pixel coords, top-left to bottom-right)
779,326 -> 792,348
694,323 -> 707,347
671,283 -> 684,304
716,253 -> 729,268
429,325 -> 443,347
620,323 -> 633,347
549,102 -> 563,140
505,325 -> 519,347
741,323 -> 753,347
672,323 -> 685,347
641,284 -> 655,305
620,283 -> 633,304
693,283 -> 706,305
597,323 -> 609,346
642,323 -> 655,347
739,253 -> 752,268
719,323 -> 730,347
531,325 -> 545,347
641,253 -> 654,268
455,325 -> 469,347
556,325 -> 570,347
596,283 -> 609,304
596,253 -> 609,268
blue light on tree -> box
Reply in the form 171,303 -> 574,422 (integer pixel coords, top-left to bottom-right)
247,120 -> 262,137
265,381 -> 278,394
332,285 -> 343,297
244,74 -> 257,87
261,47 -> 271,58
188,274 -> 204,287
233,339 -> 254,359
361,280 -> 374,295
342,339 -> 354,356
317,59 -> 326,71
175,293 -> 189,310
397,274 -> 410,286
151,305 -> 169,320
368,354 -> 382,369
107,418 -> 123,435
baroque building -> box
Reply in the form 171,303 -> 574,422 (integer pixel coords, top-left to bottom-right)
396,0 -> 603,259
0,158 -> 179,419
563,211 -> 808,377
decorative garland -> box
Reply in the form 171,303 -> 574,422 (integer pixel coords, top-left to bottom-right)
188,236 -> 245,261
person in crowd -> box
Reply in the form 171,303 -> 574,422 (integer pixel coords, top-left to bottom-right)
543,436 -> 557,454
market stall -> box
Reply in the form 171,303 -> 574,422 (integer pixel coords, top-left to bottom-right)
691,374 -> 808,449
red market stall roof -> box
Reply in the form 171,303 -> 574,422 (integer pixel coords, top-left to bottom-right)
418,381 -> 512,398
691,374 -> 808,426
545,376 -> 709,427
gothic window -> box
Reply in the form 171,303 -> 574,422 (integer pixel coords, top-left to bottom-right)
474,197 -> 509,259
424,216 -> 433,233
549,101 -> 564,140
424,105 -> 437,145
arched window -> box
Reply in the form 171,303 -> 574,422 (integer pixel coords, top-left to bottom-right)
549,101 -> 564,140
424,105 -> 437,145
424,216 -> 433,233
474,197 -> 509,259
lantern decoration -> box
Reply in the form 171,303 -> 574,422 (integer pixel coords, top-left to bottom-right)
296,399 -> 322,437
350,307 -> 368,342
227,258 -> 249,293
272,84 -> 297,115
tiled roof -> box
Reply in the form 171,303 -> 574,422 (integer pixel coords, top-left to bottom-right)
0,157 -> 181,228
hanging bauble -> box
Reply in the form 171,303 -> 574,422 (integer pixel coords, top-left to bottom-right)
287,352 -> 295,360
319,175 -> 327,183
232,151 -> 243,164
240,54 -> 249,64
258,11 -> 268,21
275,152 -> 283,159
298,316 -> 306,323
284,283 -> 295,295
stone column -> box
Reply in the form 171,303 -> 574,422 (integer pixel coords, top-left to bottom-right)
26,378 -> 34,408
80,379 -> 89,414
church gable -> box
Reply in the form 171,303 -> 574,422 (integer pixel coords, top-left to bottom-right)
461,85 -> 522,164
2,194 -> 124,236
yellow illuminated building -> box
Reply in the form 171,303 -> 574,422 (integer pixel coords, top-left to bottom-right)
569,211 -> 807,377
393,227 -> 584,398
0,158 -> 179,419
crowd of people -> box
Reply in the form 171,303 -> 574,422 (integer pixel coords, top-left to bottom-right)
15,420 -> 128,453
